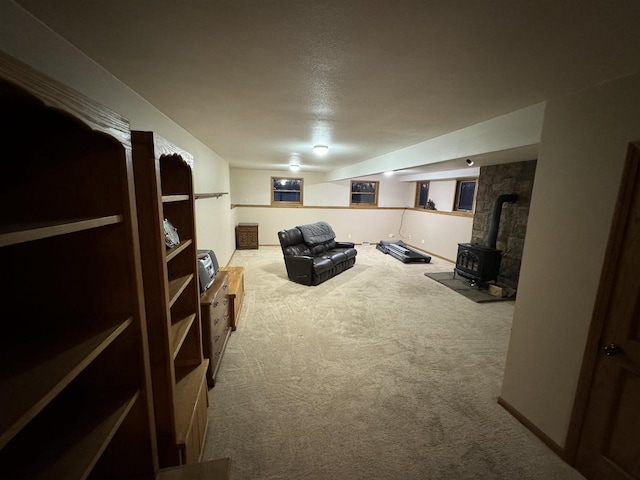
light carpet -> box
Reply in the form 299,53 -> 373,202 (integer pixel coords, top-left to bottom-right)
203,245 -> 584,480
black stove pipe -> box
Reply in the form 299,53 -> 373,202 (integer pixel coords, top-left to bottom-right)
487,193 -> 518,249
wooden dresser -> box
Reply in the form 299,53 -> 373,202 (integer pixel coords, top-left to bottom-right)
201,271 -> 232,387
236,223 -> 258,249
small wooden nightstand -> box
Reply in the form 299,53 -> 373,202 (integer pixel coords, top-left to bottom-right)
236,223 -> 258,249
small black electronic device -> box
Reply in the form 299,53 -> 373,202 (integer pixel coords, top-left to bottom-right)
197,249 -> 219,293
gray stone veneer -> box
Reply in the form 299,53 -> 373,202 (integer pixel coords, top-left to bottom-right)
471,159 -> 537,289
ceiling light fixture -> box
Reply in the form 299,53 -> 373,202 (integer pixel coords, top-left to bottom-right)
383,171 -> 394,176
466,158 -> 474,166
313,145 -> 329,156
289,163 -> 300,171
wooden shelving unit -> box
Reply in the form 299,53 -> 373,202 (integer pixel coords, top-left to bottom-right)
0,52 -> 157,478
132,131 -> 209,468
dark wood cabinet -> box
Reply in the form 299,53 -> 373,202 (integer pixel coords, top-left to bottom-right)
236,223 -> 258,249
201,272 -> 232,387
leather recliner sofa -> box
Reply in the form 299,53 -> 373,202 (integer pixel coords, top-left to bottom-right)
277,221 -> 357,286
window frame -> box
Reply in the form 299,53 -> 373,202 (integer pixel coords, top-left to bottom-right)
415,181 -> 431,208
454,178 -> 478,212
271,176 -> 304,206
350,180 -> 379,207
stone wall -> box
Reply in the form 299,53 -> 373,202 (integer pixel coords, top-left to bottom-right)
471,160 -> 537,289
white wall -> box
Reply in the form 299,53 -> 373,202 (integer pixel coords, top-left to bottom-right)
231,169 -> 472,260
1,1 -> 235,265
231,169 -> 417,207
305,177 -> 350,207
328,103 -> 545,181
501,72 -> 640,447
194,196 -> 234,264
427,180 -> 457,212
235,207 -> 403,246
401,210 -> 473,261
376,175 -> 415,207
233,205 -> 471,262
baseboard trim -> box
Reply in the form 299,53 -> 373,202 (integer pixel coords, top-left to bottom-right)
497,396 -> 568,461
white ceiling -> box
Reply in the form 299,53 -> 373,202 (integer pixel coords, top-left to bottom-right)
15,0 -> 640,176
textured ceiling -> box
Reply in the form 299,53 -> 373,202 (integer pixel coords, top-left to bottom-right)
15,0 -> 640,175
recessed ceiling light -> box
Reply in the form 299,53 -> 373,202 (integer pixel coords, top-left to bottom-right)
384,171 -> 394,176
313,145 -> 329,156
289,164 -> 300,171
466,158 -> 474,166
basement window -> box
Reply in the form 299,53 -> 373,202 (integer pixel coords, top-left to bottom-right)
272,177 -> 303,205
350,181 -> 378,207
415,181 -> 430,208
455,179 -> 477,212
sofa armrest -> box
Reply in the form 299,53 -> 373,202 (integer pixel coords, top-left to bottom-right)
284,255 -> 314,265
284,255 -> 314,274
283,255 -> 315,285
334,241 -> 355,248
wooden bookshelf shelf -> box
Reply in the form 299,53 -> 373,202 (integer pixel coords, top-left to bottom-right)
0,317 -> 132,449
171,313 -> 197,359
166,239 -> 193,262
162,195 -> 190,203
0,215 -> 123,247
174,361 -> 209,443
0,388 -> 139,479
168,274 -> 194,307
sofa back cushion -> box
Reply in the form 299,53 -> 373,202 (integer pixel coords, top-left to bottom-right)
278,227 -> 311,256
285,244 -> 311,256
308,239 -> 337,255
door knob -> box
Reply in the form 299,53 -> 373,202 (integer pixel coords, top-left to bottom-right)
603,343 -> 624,356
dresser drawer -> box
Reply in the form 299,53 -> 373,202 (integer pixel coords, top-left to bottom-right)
211,319 -> 230,352
200,271 -> 231,387
210,297 -> 228,335
211,324 -> 231,363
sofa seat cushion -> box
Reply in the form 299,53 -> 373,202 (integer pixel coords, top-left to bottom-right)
312,256 -> 334,274
323,251 -> 347,266
334,246 -> 357,260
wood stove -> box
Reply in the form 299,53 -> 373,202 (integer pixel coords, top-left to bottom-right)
454,243 -> 502,285
454,193 -> 518,286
